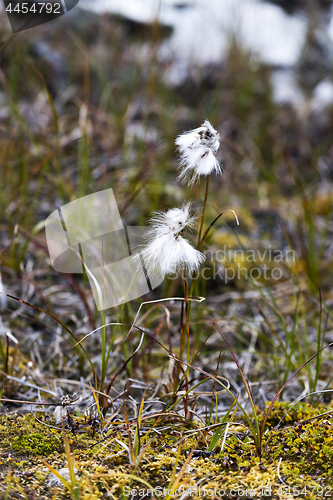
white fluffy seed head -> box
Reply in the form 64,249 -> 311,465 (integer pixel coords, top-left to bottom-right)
53,405 -> 68,424
135,203 -> 205,278
176,119 -> 221,184
146,201 -> 196,238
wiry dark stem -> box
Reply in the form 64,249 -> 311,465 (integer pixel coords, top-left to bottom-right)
183,265 -> 190,417
197,174 -> 210,249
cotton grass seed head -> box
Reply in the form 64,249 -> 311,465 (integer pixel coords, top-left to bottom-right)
176,119 -> 221,184
146,201 -> 196,238
138,203 -> 205,278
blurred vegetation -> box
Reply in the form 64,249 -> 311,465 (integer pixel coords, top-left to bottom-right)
0,3 -> 333,497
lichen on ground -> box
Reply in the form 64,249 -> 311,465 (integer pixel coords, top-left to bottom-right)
0,401 -> 332,499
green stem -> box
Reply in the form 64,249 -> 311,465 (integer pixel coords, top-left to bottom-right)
100,309 -> 107,402
197,174 -> 210,249
179,301 -> 185,362
190,174 -> 210,299
183,266 -> 190,417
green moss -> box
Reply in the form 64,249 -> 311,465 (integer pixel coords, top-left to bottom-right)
12,432 -> 60,456
1,403 -> 333,498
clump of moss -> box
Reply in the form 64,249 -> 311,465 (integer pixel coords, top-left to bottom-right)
12,432 -> 60,456
261,401 -> 330,428
267,418 -> 333,478
1,403 -> 333,498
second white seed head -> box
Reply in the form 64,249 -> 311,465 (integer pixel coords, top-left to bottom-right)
176,119 -> 221,184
